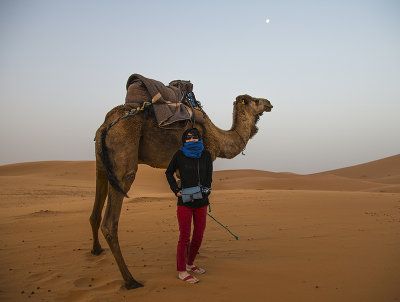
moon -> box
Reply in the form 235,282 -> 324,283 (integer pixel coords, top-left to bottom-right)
266,19 -> 270,23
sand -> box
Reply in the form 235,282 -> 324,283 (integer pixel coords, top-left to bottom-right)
0,155 -> 399,302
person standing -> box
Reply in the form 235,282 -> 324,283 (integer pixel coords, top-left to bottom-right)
165,128 -> 213,284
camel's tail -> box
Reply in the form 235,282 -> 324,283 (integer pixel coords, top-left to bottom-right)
99,127 -> 129,198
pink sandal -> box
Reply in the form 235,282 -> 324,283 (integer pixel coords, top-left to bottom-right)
180,275 -> 199,284
187,266 -> 206,274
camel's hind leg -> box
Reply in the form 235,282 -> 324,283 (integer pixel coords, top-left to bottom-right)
100,120 -> 143,289
102,184 -> 143,289
89,159 -> 108,255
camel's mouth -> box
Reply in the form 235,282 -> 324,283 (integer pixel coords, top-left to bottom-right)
264,104 -> 273,112
259,98 -> 273,112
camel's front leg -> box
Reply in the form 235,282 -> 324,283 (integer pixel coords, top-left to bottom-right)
101,186 -> 143,289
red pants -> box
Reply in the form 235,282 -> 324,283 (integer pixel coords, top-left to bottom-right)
176,205 -> 207,271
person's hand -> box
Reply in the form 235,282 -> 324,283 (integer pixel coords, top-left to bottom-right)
177,191 -> 182,197
201,187 -> 211,196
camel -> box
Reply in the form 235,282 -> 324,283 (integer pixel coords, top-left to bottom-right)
89,93 -> 273,289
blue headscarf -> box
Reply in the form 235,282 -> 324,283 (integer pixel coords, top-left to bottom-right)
181,140 -> 204,158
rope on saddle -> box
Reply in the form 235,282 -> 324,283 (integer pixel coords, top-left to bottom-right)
207,204 -> 239,240
106,101 -> 152,131
93,101 -> 151,141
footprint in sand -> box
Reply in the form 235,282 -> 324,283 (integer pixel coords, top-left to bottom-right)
86,251 -> 108,264
28,270 -> 59,283
73,276 -> 97,288
73,276 -> 123,291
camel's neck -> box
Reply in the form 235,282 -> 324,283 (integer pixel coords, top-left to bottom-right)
206,104 -> 258,159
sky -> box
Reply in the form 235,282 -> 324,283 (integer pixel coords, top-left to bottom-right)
0,0 -> 399,174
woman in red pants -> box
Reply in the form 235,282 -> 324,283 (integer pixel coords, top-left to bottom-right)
165,128 -> 213,284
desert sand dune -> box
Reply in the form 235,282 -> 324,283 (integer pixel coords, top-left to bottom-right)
319,154 -> 400,179
0,155 -> 399,301
0,161 -> 96,180
213,155 -> 400,193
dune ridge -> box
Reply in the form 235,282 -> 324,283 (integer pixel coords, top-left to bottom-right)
1,154 -> 399,193
213,154 -> 400,193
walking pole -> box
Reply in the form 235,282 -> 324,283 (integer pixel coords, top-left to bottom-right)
207,204 -> 239,240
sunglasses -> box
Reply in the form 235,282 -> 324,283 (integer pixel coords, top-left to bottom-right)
186,134 -> 199,140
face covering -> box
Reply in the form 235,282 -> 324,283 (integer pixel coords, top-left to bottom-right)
181,140 -> 204,158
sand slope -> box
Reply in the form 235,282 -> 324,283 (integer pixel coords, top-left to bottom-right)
214,155 -> 400,193
0,155 -> 399,302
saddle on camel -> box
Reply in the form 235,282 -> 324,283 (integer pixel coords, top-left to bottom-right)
123,73 -> 206,129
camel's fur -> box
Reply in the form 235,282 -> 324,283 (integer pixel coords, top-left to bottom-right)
89,94 -> 272,289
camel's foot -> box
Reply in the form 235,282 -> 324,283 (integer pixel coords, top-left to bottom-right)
91,247 -> 105,255
125,280 -> 144,290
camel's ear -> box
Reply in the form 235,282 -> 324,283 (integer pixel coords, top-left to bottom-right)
242,99 -> 248,105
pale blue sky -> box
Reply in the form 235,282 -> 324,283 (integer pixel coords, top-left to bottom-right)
0,0 -> 399,173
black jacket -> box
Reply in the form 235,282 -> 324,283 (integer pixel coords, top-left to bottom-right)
165,150 -> 213,208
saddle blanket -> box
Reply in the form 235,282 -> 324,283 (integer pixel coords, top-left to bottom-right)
125,74 -> 204,128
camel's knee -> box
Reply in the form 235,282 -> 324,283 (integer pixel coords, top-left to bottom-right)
101,222 -> 117,242
89,214 -> 101,229
101,226 -> 112,242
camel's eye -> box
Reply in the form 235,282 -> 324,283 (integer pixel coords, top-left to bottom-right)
254,99 -> 259,104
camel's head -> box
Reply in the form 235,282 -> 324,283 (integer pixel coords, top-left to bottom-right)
236,94 -> 273,116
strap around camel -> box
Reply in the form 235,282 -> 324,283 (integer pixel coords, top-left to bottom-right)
105,101 -> 152,131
